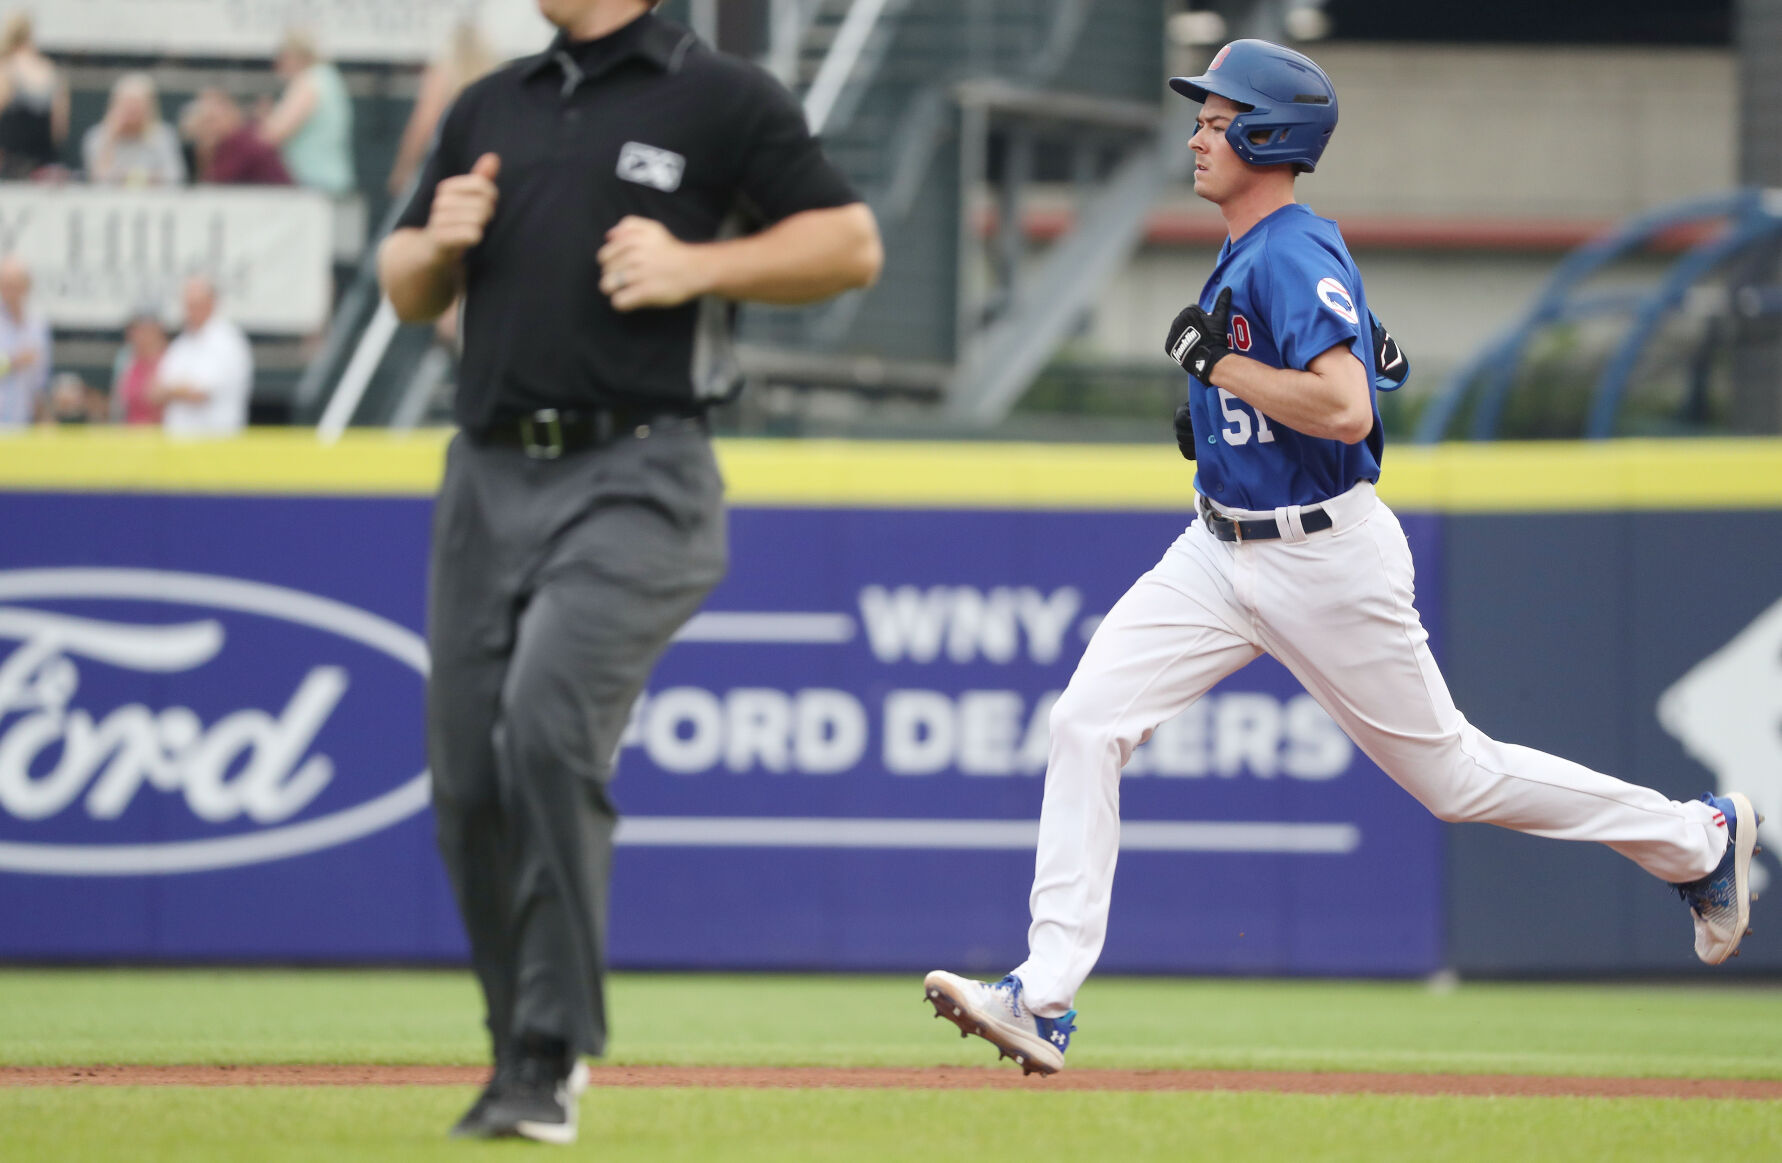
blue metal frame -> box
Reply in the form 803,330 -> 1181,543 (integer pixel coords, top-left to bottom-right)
1414,189 -> 1782,443
1584,210 -> 1782,438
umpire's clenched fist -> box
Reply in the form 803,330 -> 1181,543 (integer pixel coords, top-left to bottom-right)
427,153 -> 501,258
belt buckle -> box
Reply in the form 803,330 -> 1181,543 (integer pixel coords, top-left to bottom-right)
519,409 -> 564,460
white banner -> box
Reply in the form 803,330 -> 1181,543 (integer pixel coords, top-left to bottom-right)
0,184 -> 334,334
28,0 -> 554,63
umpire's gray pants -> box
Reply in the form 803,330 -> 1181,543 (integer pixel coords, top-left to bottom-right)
426,422 -> 726,1059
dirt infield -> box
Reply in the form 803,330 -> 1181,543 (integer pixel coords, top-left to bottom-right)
3,1065 -> 1779,1099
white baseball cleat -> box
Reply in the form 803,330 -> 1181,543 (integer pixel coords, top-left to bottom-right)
1676,792 -> 1760,965
923,970 -> 1076,1076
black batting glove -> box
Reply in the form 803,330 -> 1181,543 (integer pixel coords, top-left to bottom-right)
1165,286 -> 1234,382
1173,400 -> 1197,461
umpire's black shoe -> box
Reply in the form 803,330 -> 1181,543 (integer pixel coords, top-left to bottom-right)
447,1061 -> 511,1139
480,1045 -> 588,1145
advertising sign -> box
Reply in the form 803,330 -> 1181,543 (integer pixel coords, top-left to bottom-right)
0,492 -> 459,959
609,507 -> 1444,975
0,186 -> 333,334
1443,509 -> 1782,973
0,490 -> 1443,974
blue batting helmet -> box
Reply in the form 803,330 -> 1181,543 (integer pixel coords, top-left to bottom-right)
1169,39 -> 1338,173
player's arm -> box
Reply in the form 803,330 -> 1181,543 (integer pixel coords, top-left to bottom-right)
1210,345 -> 1372,444
596,205 -> 881,312
1166,286 -> 1373,445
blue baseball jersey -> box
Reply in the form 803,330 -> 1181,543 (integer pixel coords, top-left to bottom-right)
1185,203 -> 1383,510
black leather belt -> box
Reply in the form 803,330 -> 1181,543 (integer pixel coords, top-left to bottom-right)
472,406 -> 705,459
1199,498 -> 1334,543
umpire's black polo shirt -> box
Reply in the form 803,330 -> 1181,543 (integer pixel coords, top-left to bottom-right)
399,12 -> 860,432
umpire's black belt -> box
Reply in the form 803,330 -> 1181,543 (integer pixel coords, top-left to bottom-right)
1198,495 -> 1334,543
472,406 -> 706,459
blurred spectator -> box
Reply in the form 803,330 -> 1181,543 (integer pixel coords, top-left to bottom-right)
109,309 -> 169,426
183,89 -> 291,185
0,254 -> 49,428
387,20 -> 495,197
0,12 -> 68,179
260,29 -> 355,196
153,275 -> 251,437
82,72 -> 185,185
47,372 -> 102,425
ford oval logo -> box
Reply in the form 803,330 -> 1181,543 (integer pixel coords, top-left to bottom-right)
0,568 -> 429,876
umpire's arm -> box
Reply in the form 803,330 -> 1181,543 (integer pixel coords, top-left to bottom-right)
699,202 -> 882,303
379,152 -> 501,324
596,204 -> 881,314
379,229 -> 466,324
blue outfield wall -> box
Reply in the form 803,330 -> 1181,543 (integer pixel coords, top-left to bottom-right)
0,433 -> 1777,976
1442,511 -> 1782,974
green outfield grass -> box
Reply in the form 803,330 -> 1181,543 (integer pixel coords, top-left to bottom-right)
3,970 -> 1780,1078
3,1088 -> 1780,1163
2,970 -> 1780,1162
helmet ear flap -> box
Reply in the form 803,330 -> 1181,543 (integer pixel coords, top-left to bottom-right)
1225,119 -> 1320,172
1223,120 -> 1257,165
1224,118 -> 1278,164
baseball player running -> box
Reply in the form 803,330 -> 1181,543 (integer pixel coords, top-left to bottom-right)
923,39 -> 1759,1076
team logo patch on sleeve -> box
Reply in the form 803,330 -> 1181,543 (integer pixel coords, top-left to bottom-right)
1230,313 -> 1252,352
617,142 -> 686,193
1317,277 -> 1359,324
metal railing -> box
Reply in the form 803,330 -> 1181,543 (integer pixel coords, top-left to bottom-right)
804,0 -> 896,134
1414,189 -> 1782,442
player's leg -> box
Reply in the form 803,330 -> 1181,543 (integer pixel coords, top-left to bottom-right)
926,524 -> 1260,1072
425,436 -> 527,1136
1018,538 -> 1262,1012
1250,494 -> 1744,954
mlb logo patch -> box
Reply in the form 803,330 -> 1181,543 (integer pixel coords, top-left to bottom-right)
617,142 -> 685,193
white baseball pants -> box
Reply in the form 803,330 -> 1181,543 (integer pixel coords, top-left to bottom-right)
1011,481 -> 1728,1016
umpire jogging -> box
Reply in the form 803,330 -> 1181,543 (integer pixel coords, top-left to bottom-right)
377,0 -> 880,1144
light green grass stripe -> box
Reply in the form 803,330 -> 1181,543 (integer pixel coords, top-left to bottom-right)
0,1088 -> 1777,1163
3,971 -> 1781,1081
